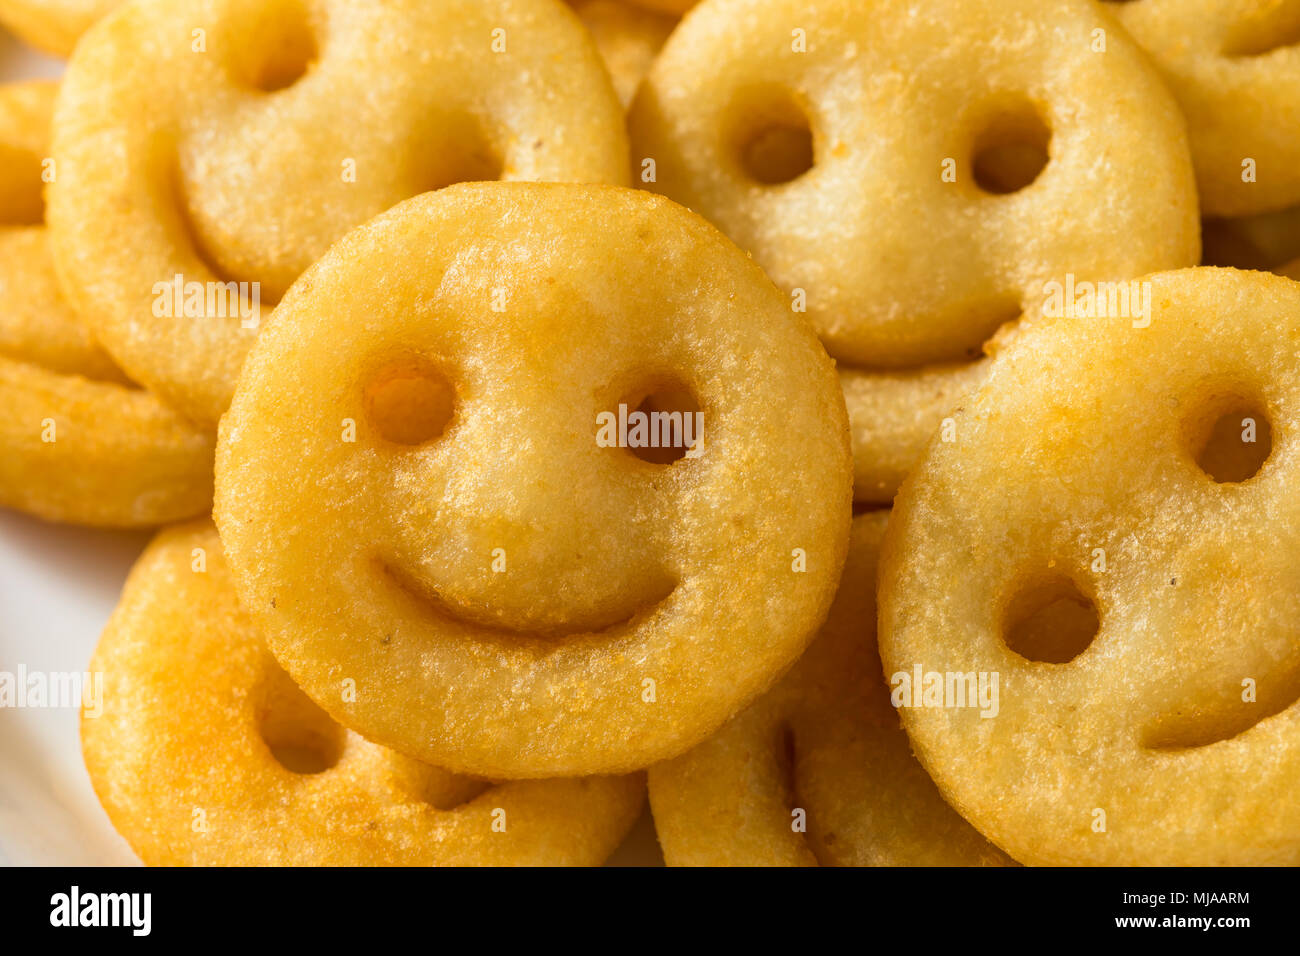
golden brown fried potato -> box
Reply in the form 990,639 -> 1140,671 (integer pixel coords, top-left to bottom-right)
1109,0 -> 1300,216
83,521 -> 645,866
0,80 -> 55,225
216,182 -> 853,779
49,0 -> 629,427
651,512 -> 1013,866
841,362 -> 990,505
623,0 -> 694,15
0,0 -> 120,57
0,355 -> 215,526
880,267 -> 1300,866
1,228 -> 122,383
0,81 -> 212,528
569,0 -> 676,108
630,0 -> 1199,502
1202,204 -> 1300,273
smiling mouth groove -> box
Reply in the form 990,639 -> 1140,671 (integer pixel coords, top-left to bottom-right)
376,557 -> 676,640
1142,677 -> 1300,752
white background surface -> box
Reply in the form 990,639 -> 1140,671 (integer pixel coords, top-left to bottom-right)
0,23 -> 662,867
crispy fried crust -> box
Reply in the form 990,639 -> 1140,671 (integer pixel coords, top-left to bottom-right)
216,182 -> 853,778
880,267 -> 1300,866
83,520 -> 645,866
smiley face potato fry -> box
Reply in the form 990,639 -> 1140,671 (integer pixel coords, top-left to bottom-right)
82,520 -> 645,866
0,80 -> 213,528
1107,0 -> 1300,217
630,0 -> 1199,503
215,182 -> 853,779
650,512 -> 1012,866
880,267 -> 1300,866
48,0 -> 629,428
3,0 -> 1296,872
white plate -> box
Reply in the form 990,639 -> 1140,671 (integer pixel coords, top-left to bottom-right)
0,24 -> 662,866
0,511 -> 146,865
